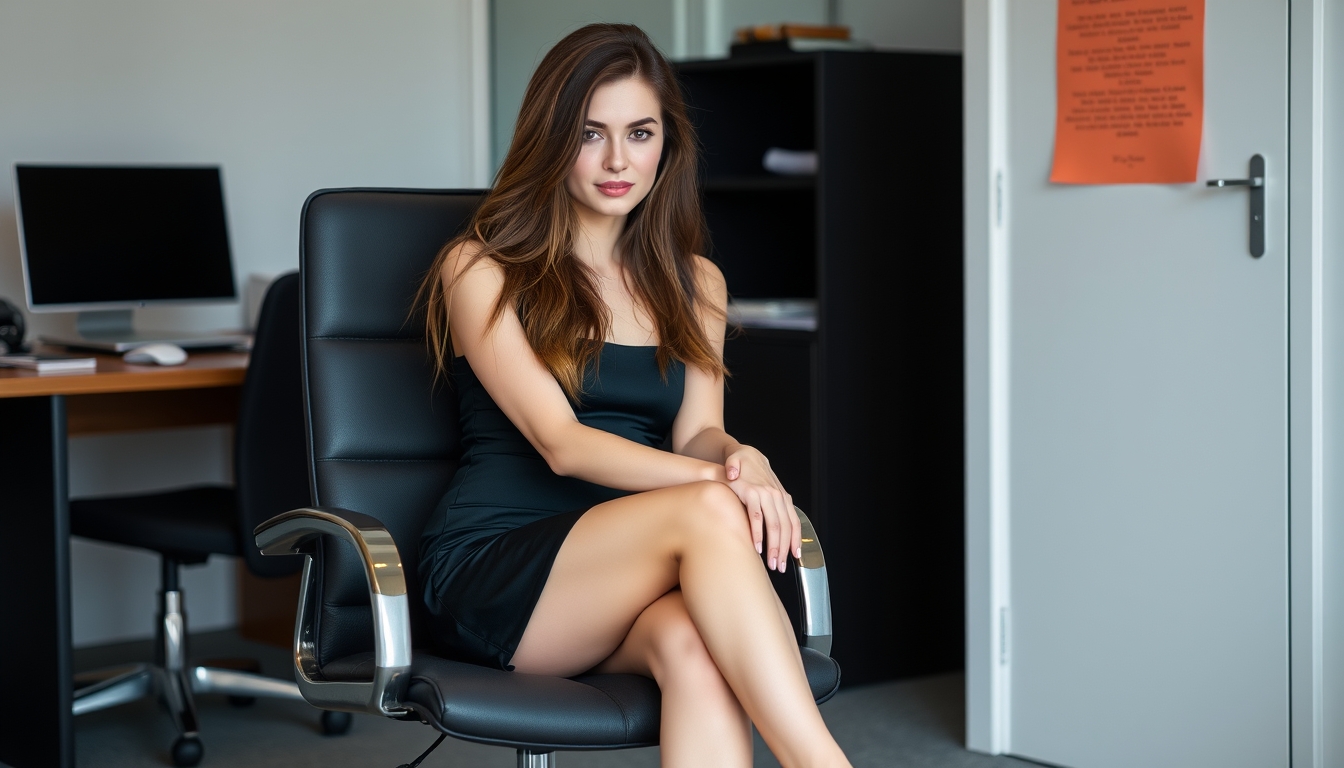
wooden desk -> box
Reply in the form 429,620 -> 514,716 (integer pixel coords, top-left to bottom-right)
0,348 -> 247,431
0,348 -> 247,397
0,349 -> 246,768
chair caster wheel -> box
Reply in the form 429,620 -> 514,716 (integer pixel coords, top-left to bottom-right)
171,735 -> 204,767
227,695 -> 257,707
321,710 -> 352,736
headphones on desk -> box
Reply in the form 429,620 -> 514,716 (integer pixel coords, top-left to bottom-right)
0,297 -> 26,354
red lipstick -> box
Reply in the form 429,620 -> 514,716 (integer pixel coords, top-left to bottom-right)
597,181 -> 633,197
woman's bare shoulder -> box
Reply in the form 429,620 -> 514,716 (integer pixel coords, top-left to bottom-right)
690,255 -> 727,302
441,240 -> 504,289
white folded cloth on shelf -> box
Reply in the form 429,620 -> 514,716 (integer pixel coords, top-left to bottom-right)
728,299 -> 817,330
762,147 -> 818,176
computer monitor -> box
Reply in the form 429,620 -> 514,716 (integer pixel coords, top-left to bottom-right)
13,164 -> 248,351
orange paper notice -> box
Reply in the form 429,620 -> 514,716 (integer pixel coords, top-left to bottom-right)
1050,0 -> 1204,184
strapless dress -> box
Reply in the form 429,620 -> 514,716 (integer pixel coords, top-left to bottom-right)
418,343 -> 685,669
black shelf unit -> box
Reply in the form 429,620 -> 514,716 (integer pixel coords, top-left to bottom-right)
677,51 -> 964,686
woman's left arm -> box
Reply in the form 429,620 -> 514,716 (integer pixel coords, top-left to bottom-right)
671,257 -> 801,573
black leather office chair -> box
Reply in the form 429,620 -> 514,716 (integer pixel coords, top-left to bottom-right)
70,272 -> 345,767
253,188 -> 840,767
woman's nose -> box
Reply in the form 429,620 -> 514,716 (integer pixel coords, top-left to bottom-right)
604,141 -> 628,172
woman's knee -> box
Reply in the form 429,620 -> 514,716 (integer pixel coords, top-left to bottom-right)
683,480 -> 751,541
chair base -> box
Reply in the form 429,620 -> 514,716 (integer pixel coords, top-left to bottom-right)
517,750 -> 555,767
74,663 -> 307,716
72,575 -> 316,766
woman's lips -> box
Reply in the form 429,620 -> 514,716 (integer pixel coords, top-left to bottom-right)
597,181 -> 633,197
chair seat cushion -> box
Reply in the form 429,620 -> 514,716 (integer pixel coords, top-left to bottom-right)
70,485 -> 238,561
320,646 -> 841,751
403,656 -> 661,750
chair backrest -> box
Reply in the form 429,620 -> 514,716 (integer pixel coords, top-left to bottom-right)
300,188 -> 483,665
234,270 -> 308,578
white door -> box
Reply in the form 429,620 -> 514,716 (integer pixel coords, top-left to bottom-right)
1003,3 -> 1288,767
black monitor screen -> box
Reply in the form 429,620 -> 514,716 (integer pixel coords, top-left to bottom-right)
15,165 -> 236,309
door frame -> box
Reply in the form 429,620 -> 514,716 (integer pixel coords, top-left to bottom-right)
961,1 -> 1329,764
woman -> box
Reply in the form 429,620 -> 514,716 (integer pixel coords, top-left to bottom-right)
417,23 -> 851,767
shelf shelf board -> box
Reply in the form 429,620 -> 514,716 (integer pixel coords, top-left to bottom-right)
703,175 -> 815,192
731,324 -> 817,341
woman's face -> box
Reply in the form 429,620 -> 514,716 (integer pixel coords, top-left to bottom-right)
565,76 -> 665,223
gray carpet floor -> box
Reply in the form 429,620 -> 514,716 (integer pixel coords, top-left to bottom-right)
69,630 -> 1036,767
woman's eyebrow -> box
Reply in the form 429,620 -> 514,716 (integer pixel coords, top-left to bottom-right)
584,117 -> 659,129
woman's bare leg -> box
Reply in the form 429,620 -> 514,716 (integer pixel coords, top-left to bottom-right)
592,589 -> 752,766
510,480 -> 849,768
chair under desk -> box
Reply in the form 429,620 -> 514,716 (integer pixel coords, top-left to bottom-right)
0,348 -> 246,768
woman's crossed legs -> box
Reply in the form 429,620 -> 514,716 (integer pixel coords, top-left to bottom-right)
509,480 -> 849,768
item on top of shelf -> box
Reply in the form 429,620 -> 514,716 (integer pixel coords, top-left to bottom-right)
730,22 -> 869,57
763,148 -> 818,176
734,23 -> 851,43
0,352 -> 97,374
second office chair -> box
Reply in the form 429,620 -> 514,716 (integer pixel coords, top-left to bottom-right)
70,272 -> 348,767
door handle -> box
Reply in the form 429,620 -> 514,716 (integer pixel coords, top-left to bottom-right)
1206,154 -> 1265,258
1206,177 -> 1263,188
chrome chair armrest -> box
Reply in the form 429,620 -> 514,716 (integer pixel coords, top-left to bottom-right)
790,507 -> 832,656
254,506 -> 411,717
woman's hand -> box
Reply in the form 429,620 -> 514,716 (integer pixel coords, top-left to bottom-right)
725,446 -> 799,574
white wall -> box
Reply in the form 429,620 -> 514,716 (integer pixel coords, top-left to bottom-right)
0,0 -> 485,647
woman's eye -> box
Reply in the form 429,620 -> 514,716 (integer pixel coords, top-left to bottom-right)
631,129 -> 652,140
583,130 -> 601,142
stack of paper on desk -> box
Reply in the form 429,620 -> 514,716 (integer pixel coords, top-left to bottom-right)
0,353 -> 97,374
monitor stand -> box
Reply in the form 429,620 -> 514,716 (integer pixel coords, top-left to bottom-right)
39,309 -> 251,353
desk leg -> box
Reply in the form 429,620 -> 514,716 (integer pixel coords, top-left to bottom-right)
0,396 -> 74,768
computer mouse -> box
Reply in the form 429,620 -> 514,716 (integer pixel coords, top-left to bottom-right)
122,343 -> 188,366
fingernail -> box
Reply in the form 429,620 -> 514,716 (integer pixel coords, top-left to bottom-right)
768,557 -> 777,570
795,547 -> 802,559
756,541 -> 763,554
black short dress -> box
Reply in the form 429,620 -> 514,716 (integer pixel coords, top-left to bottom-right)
418,343 -> 686,670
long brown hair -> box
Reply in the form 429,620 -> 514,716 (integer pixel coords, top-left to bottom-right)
416,23 -> 725,398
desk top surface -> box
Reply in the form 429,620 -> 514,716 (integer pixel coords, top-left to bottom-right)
0,347 -> 248,398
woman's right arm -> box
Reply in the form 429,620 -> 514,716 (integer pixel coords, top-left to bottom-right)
443,244 -> 727,491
